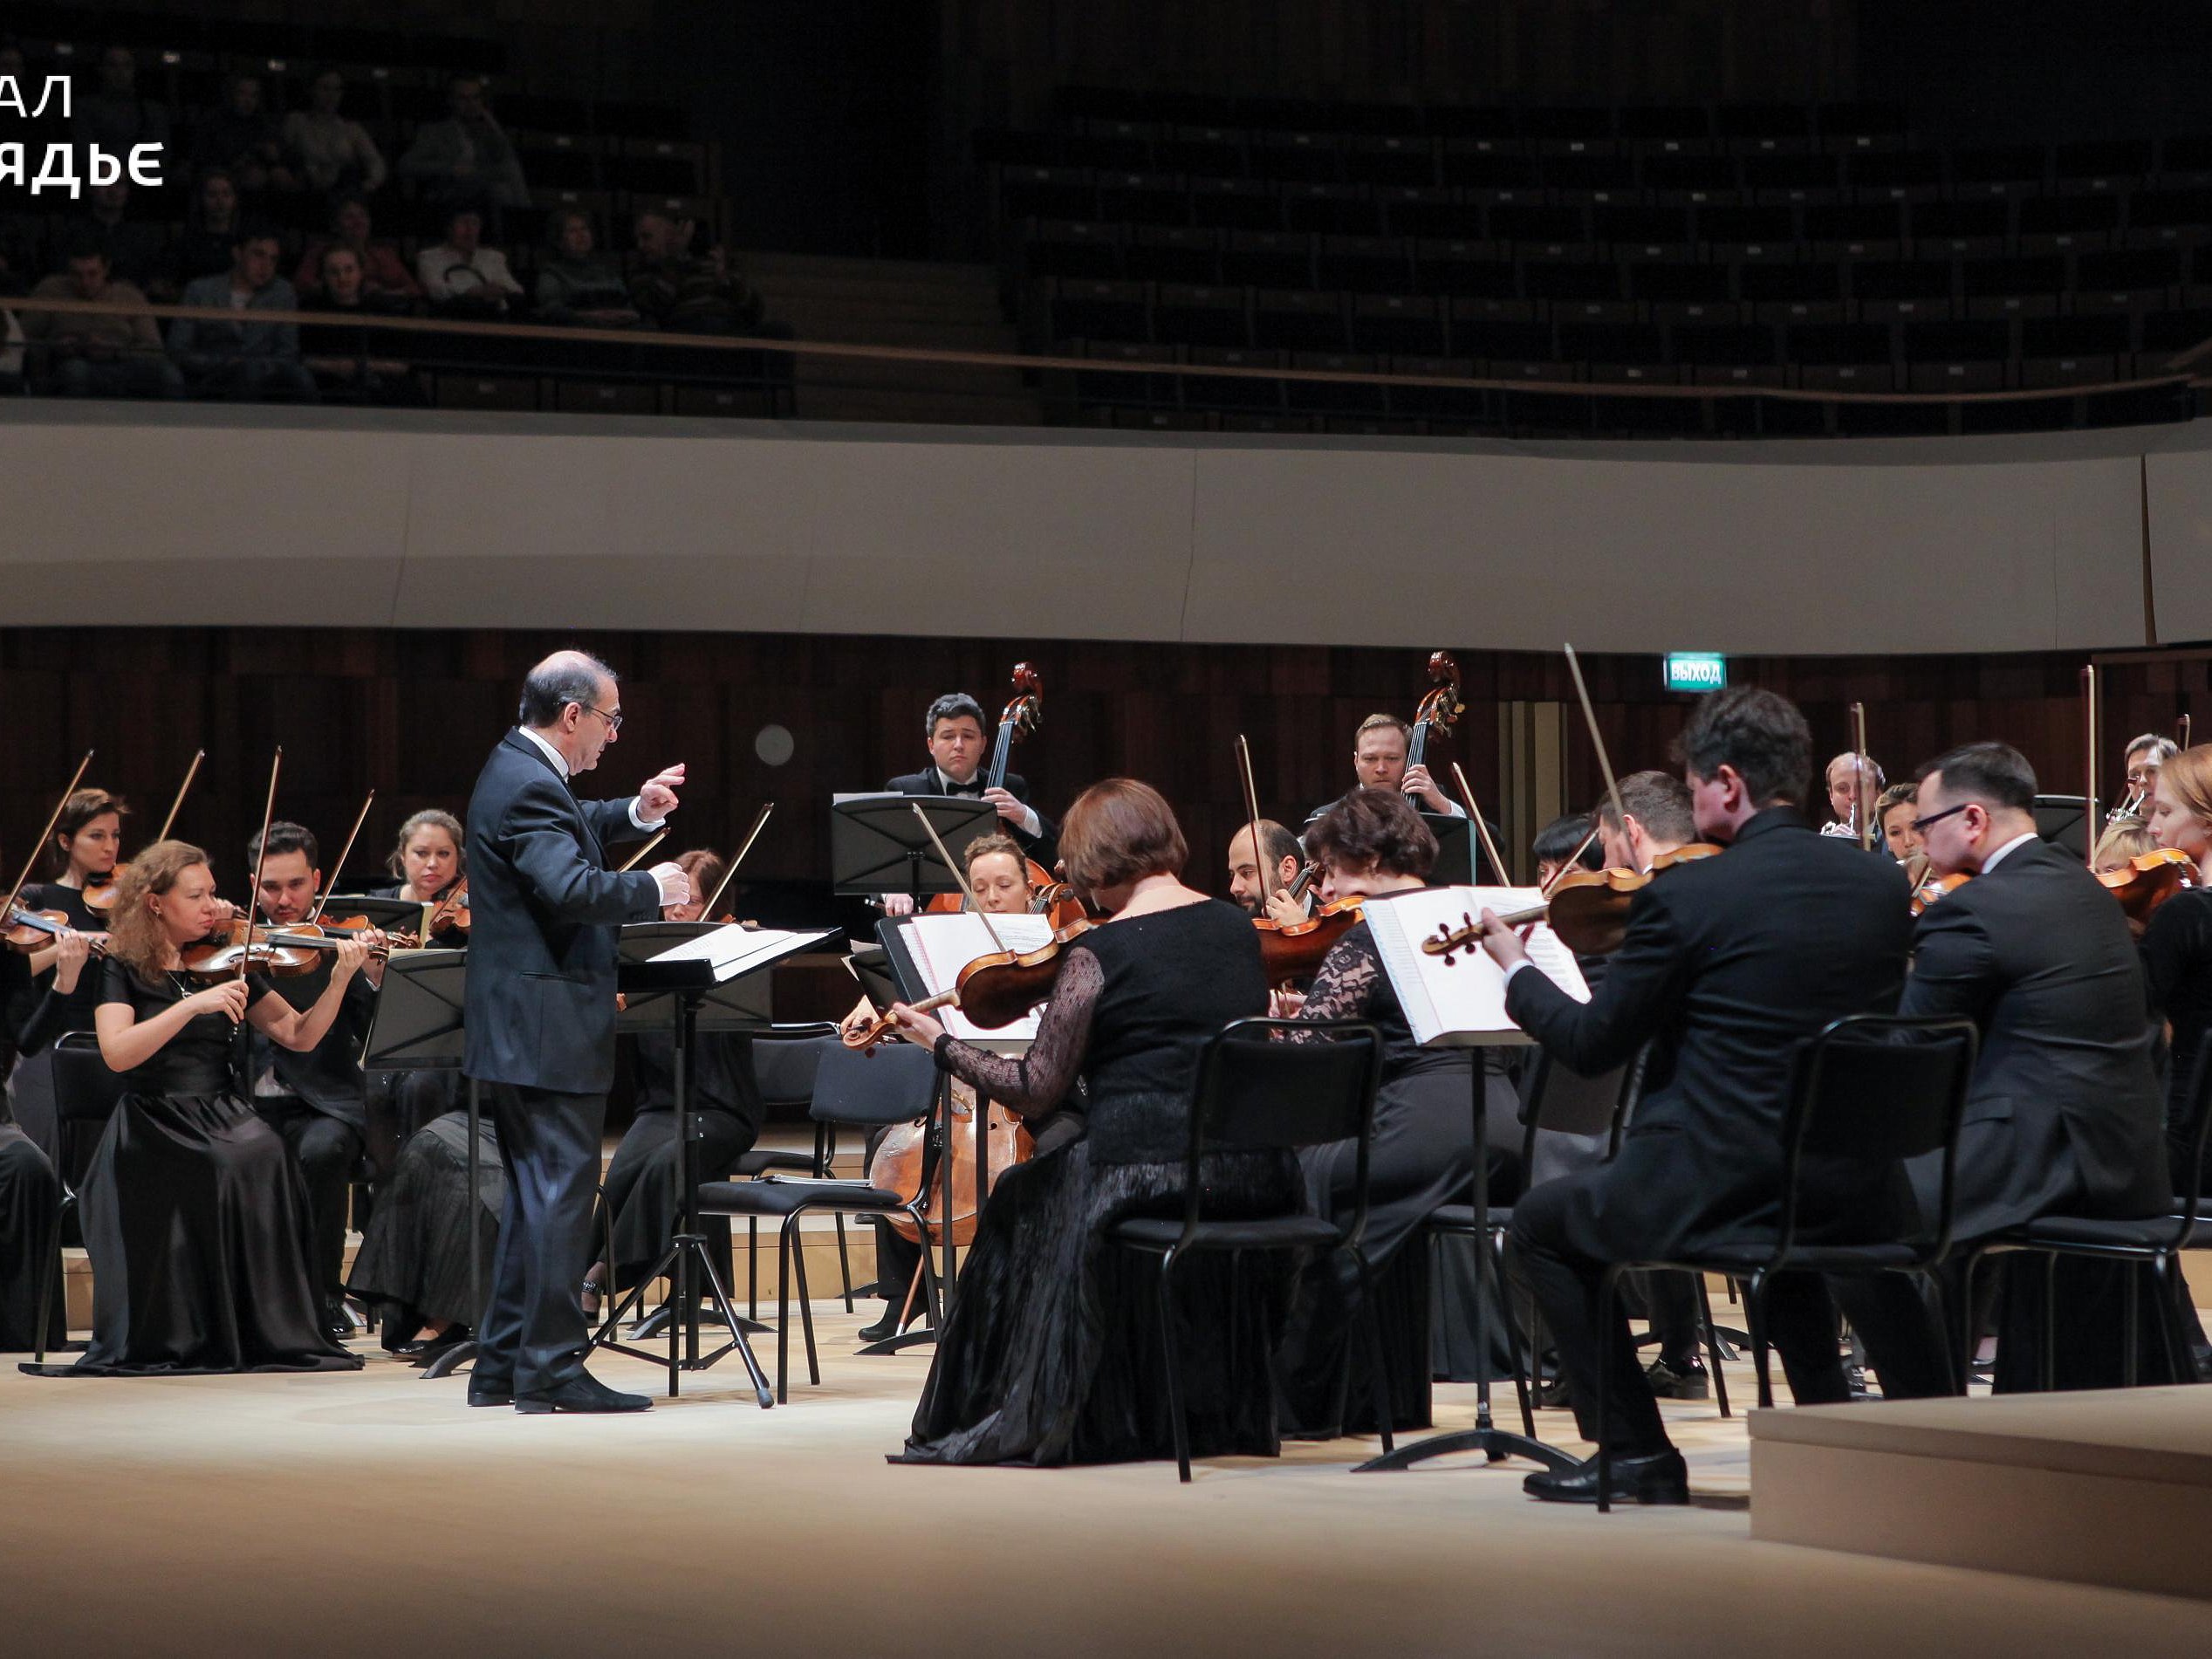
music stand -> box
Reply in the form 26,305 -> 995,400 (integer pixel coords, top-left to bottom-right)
832,793 -> 998,909
359,949 -> 488,1383
2033,794 -> 2091,859
1421,813 -> 1475,887
592,922 -> 839,1403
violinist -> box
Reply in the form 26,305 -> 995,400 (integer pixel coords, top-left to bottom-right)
1532,814 -> 1602,888
1820,751 -> 1884,840
1226,818 -> 1308,925
380,807 -> 467,936
2142,745 -> 2212,1209
364,808 -> 467,1161
883,779 -> 1286,1467
1875,783 -> 1922,864
1267,788 -> 1487,1438
243,820 -> 386,1342
1476,687 -> 1941,1505
0,842 -> 63,1354
41,840 -> 367,1376
2093,818 -> 2160,879
585,849 -> 763,1321
880,693 -> 1057,915
1901,744 -> 2171,1391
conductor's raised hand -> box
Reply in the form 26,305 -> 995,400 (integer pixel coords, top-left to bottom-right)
649,862 -> 692,908
638,763 -> 686,820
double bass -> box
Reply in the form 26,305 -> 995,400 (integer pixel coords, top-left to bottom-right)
1405,650 -> 1465,783
925,662 -> 1085,930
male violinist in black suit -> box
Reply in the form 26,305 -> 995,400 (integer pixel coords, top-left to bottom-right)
462,649 -> 691,1414
1903,743 -> 2171,1389
1479,686 -> 1950,1505
880,692 -> 1056,915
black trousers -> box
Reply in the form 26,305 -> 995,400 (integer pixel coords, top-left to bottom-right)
253,1097 -> 364,1310
480,1082 -> 606,1395
1511,1172 -> 1953,1456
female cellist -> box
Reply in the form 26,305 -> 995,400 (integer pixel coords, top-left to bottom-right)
883,779 -> 1287,1467
1267,786 -> 1491,1439
43,840 -> 367,1375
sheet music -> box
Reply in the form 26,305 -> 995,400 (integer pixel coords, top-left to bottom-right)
1361,886 -> 1590,1047
648,923 -> 840,981
901,912 -> 1054,1042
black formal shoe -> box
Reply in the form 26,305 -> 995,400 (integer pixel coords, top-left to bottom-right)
514,1372 -> 652,1415
323,1313 -> 355,1347
1534,1375 -> 1573,1410
1524,1449 -> 1689,1506
857,1303 -> 926,1343
1644,1357 -> 1709,1401
466,1378 -> 514,1408
405,1326 -> 472,1366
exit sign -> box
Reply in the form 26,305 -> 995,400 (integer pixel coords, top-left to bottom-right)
1662,652 -> 1728,693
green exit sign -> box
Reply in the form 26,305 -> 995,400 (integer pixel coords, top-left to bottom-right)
1662,652 -> 1728,693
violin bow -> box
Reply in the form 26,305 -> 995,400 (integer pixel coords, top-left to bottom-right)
154,750 -> 206,843
616,828 -> 668,873
910,803 -> 1008,956
240,748 -> 284,1001
1850,701 -> 1872,853
1562,644 -> 1631,864
1542,823 -> 1604,896
308,789 -> 375,925
1234,734 -> 1274,908
1450,761 -> 1514,888
2082,664 -> 2099,870
701,802 -> 774,920
4,750 -> 95,927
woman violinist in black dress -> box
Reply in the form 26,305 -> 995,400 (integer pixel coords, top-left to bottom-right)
1,840 -> 63,1353
10,790 -> 128,1160
884,779 -> 1290,1467
2144,748 -> 2212,1205
43,840 -> 366,1375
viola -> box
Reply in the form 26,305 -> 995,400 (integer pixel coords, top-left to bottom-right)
843,917 -> 1095,1052
3,903 -> 107,958
1254,895 -> 1366,984
178,917 -> 327,980
1911,869 -> 1970,915
1426,844 -> 1722,963
2098,846 -> 2197,923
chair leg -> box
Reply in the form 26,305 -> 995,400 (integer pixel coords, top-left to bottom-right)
774,1216 -> 791,1403
2124,1264 -> 2141,1389
833,1213 -> 854,1313
1154,1251 -> 1192,1483
748,1217 -> 759,1321
1351,1248 -> 1394,1457
1596,1265 -> 1620,1514
1743,1271 -> 1774,1410
1694,1272 -> 1732,1421
1956,1251 -> 1983,1388
34,1193 -> 71,1367
2040,1252 -> 2058,1394
2149,1253 -> 2195,1385
1919,1271 -> 1962,1395
790,1216 -> 820,1387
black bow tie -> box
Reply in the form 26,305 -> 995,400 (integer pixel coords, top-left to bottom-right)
944,779 -> 982,796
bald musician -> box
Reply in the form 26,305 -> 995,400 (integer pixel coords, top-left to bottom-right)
1227,819 -> 1310,927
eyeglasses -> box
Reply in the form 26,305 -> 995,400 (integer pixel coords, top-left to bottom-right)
582,703 -> 623,734
1909,803 -> 1970,834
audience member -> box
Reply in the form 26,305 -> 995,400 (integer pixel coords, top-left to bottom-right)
171,170 -> 245,289
52,180 -> 169,294
190,74 -> 297,198
22,241 -> 183,399
296,195 -> 421,300
415,206 -> 524,313
534,211 -> 642,326
281,68 -> 388,199
396,76 -> 530,217
169,227 -> 318,401
72,45 -> 173,159
628,210 -> 766,335
301,246 -> 418,403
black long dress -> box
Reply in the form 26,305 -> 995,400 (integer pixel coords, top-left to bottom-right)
2142,885 -> 2212,1193
33,961 -> 360,1375
899,899 -> 1294,1467
0,948 -> 61,1350
597,1029 -> 762,1292
347,1111 -> 504,1344
1273,920 -> 1483,1436
7,882 -> 106,1175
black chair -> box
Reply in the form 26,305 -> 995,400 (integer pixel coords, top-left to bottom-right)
736,1025 -> 848,1316
695,1042 -> 942,1402
1961,1046 -> 2212,1390
1590,1013 -> 1977,1511
1106,1017 -> 1386,1483
32,1032 -> 127,1364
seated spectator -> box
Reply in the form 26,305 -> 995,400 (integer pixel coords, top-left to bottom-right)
415,206 -> 524,314
22,241 -> 184,400
282,68 -> 387,201
534,210 -> 641,327
72,45 -> 173,160
169,227 -> 318,402
296,195 -> 421,301
0,303 -> 22,389
171,170 -> 245,291
191,74 -> 297,198
628,209 -> 766,334
301,245 -> 418,405
0,211 -> 45,298
396,76 -> 530,220
51,180 -> 169,295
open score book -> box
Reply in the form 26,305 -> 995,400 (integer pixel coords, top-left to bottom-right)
897,911 -> 1056,1042
1360,886 -> 1592,1046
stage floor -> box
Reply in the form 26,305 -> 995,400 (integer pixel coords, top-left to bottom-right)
4,1301 -> 2205,1657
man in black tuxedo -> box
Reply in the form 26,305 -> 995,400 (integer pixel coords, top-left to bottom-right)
1903,743 -> 2171,1389
243,820 -> 382,1340
1481,687 -> 1947,1505
880,691 -> 1055,915
462,649 -> 691,1414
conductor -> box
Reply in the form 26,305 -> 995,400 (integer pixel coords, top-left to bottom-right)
462,649 -> 691,1414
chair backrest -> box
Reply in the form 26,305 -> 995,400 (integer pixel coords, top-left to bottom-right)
807,1040 -> 941,1128
1190,1018 -> 1384,1155
1523,1050 -> 1632,1141
51,1032 -> 127,1127
751,1028 -> 839,1109
1775,1012 -> 1979,1262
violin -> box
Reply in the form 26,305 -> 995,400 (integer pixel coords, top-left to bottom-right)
421,879 -> 470,940
1426,844 -> 1722,963
1254,895 -> 1366,984
3,903 -> 108,958
843,918 -> 1095,1052
1405,650 -> 1465,782
178,917 -> 328,980
2098,846 -> 2197,923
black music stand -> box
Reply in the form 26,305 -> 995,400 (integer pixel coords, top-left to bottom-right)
2033,794 -> 2091,859
831,793 -> 998,910
1421,813 -> 1475,887
359,950 -> 487,1382
591,922 -> 838,1403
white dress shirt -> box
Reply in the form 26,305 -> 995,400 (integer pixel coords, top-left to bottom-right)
1976,829 -> 2039,875
938,766 -> 1042,840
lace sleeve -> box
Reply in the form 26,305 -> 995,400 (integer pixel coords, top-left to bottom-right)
1277,929 -> 1380,1042
933,945 -> 1101,1115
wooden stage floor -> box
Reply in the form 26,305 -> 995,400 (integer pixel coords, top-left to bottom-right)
4,1296 -> 2207,1657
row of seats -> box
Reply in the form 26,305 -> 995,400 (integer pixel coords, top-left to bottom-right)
983,127 -> 2211,191
12,4 -> 505,74
996,168 -> 2212,240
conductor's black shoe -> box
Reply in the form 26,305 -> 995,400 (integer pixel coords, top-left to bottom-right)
514,1372 -> 652,1415
1524,1449 -> 1689,1506
1644,1357 -> 1709,1401
465,1377 -> 513,1408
